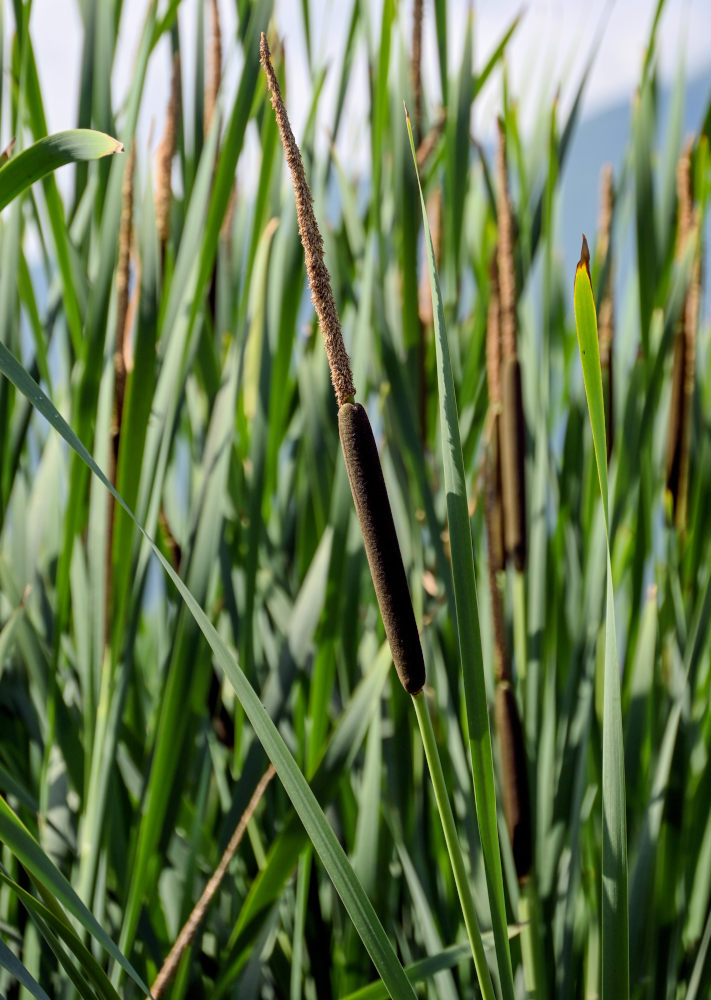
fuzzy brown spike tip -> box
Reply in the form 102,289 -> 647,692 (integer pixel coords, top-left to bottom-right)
260,32 -> 355,407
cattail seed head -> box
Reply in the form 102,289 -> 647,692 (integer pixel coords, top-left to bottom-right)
411,0 -> 423,146
486,251 -> 502,409
155,51 -> 180,252
495,681 -> 532,882
205,0 -> 222,138
496,119 -> 517,361
486,415 -> 505,575
500,356 -> 526,571
338,403 -> 426,695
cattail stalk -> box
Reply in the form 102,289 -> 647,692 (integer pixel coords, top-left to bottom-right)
597,165 -> 615,462
261,33 -> 424,695
485,252 -> 505,573
105,144 -> 135,644
155,51 -> 180,262
495,119 -> 526,571
204,0 -> 222,138
485,448 -> 531,882
411,0 -> 423,147
500,356 -> 526,571
151,766 -> 276,999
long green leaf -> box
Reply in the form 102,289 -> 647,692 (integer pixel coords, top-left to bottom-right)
0,341 -> 418,1000
0,797 -> 148,996
573,238 -> 629,1000
0,937 -> 51,1000
0,130 -> 122,212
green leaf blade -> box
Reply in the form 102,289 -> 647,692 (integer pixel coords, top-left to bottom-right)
0,129 -> 123,212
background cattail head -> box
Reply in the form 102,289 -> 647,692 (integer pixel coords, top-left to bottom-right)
485,251 -> 506,573
486,250 -> 502,410
495,681 -> 532,883
411,0 -> 423,147
155,50 -> 181,253
204,0 -> 222,138
500,356 -> 527,572
496,118 -> 517,361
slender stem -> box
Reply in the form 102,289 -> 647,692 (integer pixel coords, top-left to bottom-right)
412,692 -> 497,1000
518,878 -> 548,1000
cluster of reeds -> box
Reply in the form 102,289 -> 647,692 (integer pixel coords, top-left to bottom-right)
666,141 -> 701,532
1,3 -> 710,999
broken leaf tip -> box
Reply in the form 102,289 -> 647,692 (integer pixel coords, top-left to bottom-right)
577,233 -> 591,281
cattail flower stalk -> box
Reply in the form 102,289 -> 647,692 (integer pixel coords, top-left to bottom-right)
105,144 -> 135,643
151,765 -> 276,999
485,410 -> 531,883
495,119 -> 526,571
261,33 -> 424,695
155,51 -> 180,260
205,0 -> 222,138
485,252 -> 505,573
411,0 -> 423,146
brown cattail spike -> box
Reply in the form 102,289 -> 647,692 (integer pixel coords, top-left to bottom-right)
260,32 -> 355,407
411,0 -> 423,146
485,253 -> 505,573
155,51 -> 180,254
338,403 -> 426,694
486,416 -> 506,574
597,165 -> 614,462
500,356 -> 526,571
205,0 -> 222,137
486,251 -> 502,408
496,119 -> 517,361
495,682 -> 532,882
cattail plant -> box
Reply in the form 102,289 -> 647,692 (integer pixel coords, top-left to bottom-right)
260,33 -> 425,696
485,471 -> 531,882
496,118 -> 526,572
666,140 -> 700,531
105,143 -> 136,641
204,0 -> 222,139
485,251 -> 505,573
411,0 -> 424,147
155,51 -> 180,263
597,164 -> 615,462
